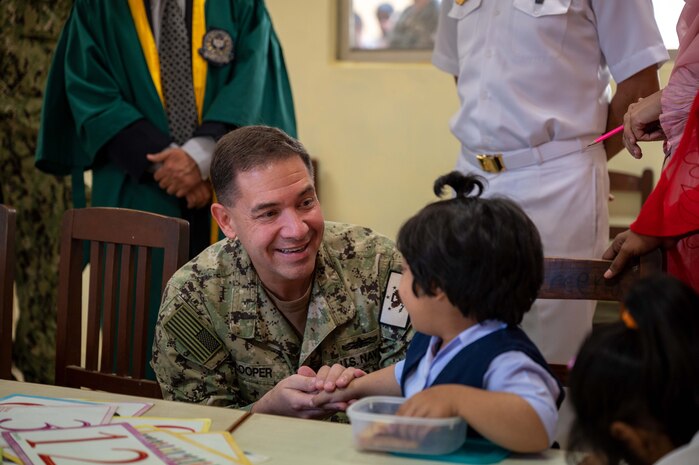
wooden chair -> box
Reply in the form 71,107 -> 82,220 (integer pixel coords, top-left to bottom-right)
0,205 -> 16,380
608,168 -> 654,238
56,208 -> 189,398
538,251 -> 663,385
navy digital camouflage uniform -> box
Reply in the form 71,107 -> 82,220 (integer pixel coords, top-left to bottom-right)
152,222 -> 412,407
0,1 -> 73,383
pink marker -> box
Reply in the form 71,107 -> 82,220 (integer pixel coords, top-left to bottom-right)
588,124 -> 624,146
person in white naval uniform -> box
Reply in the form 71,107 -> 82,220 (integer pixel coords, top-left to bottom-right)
432,0 -> 668,366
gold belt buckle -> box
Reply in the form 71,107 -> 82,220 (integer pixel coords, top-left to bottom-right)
476,154 -> 505,173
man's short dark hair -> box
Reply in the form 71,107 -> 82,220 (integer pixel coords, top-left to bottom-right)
211,125 -> 314,206
396,171 -> 543,325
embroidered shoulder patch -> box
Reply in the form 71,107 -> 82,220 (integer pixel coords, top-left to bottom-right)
198,28 -> 234,66
379,271 -> 409,328
164,302 -> 224,366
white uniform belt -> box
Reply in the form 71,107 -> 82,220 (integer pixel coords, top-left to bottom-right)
463,138 -> 588,173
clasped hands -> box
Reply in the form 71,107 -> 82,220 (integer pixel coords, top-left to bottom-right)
147,147 -> 211,209
251,363 -> 459,420
308,365 -> 460,419
250,364 -> 366,419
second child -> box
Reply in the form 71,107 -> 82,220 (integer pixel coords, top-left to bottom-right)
567,274 -> 699,465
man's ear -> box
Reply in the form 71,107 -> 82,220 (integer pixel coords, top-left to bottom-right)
211,203 -> 237,239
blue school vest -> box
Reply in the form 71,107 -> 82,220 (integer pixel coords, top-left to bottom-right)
400,326 -> 565,439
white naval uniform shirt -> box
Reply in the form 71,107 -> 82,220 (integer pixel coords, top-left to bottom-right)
432,0 -> 668,365
433,0 -> 668,152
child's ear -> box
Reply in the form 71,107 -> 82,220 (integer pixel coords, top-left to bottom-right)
432,287 -> 448,301
609,421 -> 674,465
610,421 -> 645,461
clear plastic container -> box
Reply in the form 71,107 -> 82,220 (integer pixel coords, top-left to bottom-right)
346,396 -> 467,455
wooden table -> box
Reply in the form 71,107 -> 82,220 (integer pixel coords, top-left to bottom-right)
0,380 -> 247,432
233,413 -> 569,465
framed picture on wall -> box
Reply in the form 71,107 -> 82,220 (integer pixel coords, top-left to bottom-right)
338,0 -> 681,63
337,0 -> 441,62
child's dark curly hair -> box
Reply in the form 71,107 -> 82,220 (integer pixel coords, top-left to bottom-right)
396,171 -> 543,325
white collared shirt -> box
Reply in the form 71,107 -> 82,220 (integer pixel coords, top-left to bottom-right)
395,320 -> 561,444
150,0 -> 187,48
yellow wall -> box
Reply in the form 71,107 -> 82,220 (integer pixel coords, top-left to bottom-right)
266,0 -> 672,240
266,1 -> 457,239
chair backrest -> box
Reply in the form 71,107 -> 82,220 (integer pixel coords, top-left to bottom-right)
0,205 -> 16,380
538,251 -> 662,385
608,168 -> 654,238
56,208 -> 189,398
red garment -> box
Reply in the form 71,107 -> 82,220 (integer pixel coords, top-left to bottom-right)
631,92 -> 699,292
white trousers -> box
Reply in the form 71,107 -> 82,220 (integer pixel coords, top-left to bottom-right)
457,146 -> 609,364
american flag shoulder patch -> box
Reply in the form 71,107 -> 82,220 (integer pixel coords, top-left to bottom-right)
164,302 -> 223,366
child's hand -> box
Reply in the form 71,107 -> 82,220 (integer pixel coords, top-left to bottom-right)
307,365 -> 365,409
296,364 -> 365,410
307,364 -> 366,392
309,385 -> 358,409
397,386 -> 460,418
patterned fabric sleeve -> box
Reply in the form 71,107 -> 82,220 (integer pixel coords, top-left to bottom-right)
632,92 -> 699,292
660,65 -> 699,156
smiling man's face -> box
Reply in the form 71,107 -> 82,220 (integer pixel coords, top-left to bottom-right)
216,156 -> 323,300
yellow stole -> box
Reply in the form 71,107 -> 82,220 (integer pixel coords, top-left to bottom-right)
127,0 -> 207,122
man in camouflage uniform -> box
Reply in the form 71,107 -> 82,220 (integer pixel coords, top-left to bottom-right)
152,126 -> 412,417
0,1 -> 72,383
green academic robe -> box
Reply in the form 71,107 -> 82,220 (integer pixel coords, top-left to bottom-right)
36,0 -> 296,217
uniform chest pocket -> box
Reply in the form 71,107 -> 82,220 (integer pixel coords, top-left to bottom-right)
513,0 -> 571,17
448,0 -> 482,20
447,0 -> 483,60
510,0 -> 572,61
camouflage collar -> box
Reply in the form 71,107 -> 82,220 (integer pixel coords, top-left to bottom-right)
225,237 -> 357,346
313,241 -> 357,328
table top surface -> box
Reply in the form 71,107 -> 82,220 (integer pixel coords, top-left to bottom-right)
0,380 -> 571,464
233,413 -> 570,465
0,379 -> 246,432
